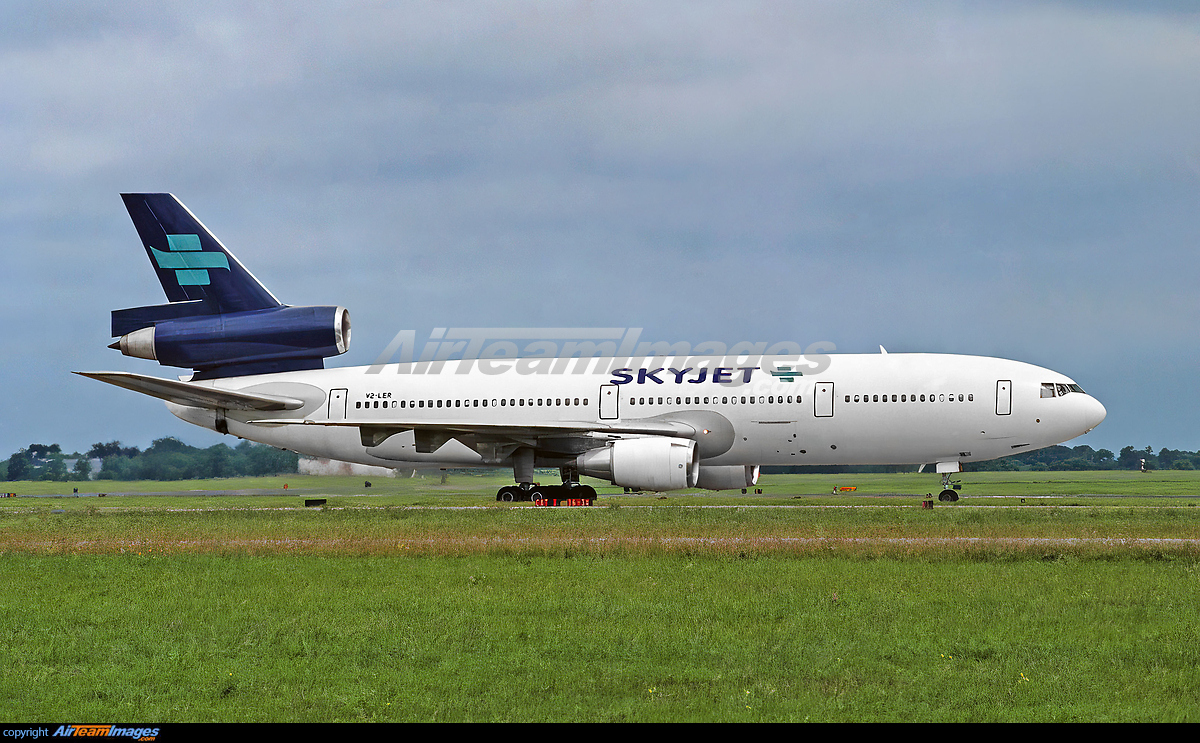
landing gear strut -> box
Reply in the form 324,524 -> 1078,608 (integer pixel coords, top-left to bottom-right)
938,472 -> 961,502
494,452 -> 597,502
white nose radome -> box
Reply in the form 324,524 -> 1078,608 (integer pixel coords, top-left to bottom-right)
1080,395 -> 1107,434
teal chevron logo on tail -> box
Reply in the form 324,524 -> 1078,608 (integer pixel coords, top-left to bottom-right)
150,234 -> 229,286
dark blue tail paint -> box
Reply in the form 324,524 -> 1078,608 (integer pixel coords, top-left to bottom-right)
120,193 -> 280,313
112,194 -> 350,379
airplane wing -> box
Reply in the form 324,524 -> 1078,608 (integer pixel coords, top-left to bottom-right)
79,371 -> 726,453
75,371 -> 305,412
248,417 -> 698,449
247,417 -> 695,436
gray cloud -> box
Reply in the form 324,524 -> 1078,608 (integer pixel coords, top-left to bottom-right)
2,2 -> 1198,456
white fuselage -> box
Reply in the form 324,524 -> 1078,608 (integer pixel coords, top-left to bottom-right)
164,353 -> 1106,472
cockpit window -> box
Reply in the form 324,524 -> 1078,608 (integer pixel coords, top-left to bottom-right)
1043,382 -> 1086,397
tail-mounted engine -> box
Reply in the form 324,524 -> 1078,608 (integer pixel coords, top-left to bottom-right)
111,303 -> 350,380
109,193 -> 351,379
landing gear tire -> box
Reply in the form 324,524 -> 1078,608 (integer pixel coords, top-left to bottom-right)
564,483 -> 597,499
938,489 -> 959,503
497,486 -> 523,502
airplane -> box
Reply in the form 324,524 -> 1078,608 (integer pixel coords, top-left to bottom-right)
78,194 -> 1107,502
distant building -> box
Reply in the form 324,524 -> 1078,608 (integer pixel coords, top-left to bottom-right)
60,458 -> 103,479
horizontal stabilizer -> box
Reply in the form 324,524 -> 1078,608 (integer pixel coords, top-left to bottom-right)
75,371 -> 304,412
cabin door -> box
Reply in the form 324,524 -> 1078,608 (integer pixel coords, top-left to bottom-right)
995,380 -> 1012,415
599,384 -> 619,420
328,388 -> 348,420
814,382 -> 835,418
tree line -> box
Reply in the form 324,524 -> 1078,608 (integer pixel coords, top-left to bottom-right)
3,437 -> 299,482
763,444 -> 1200,475
6,437 -> 1198,482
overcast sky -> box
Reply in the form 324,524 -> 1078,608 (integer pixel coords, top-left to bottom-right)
2,1 -> 1198,457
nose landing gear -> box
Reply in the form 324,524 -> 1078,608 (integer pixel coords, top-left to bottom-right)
938,472 -> 962,502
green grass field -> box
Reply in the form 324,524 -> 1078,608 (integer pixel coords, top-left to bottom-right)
2,471 -> 1199,721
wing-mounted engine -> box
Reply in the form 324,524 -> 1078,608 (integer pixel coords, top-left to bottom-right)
575,436 -> 700,492
695,464 -> 760,491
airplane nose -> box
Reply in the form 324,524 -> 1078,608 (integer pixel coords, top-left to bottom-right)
1081,395 -> 1106,433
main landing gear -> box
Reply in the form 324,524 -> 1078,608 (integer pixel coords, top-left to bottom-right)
495,482 -> 598,503
494,448 -> 598,502
938,472 -> 962,502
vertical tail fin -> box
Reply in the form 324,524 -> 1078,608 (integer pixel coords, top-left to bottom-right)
120,193 -> 280,313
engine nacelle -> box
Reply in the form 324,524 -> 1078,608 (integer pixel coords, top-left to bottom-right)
695,465 -> 760,491
576,437 -> 699,492
113,305 -> 350,377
